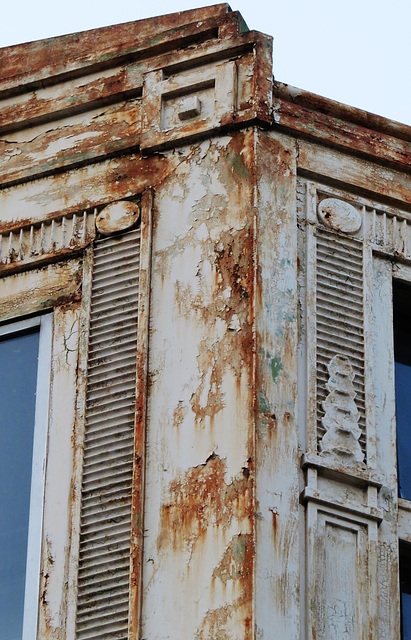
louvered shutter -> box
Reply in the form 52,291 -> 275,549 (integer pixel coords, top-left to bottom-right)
76,227 -> 140,640
315,227 -> 366,460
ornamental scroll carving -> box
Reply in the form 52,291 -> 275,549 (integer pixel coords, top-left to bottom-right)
320,354 -> 364,463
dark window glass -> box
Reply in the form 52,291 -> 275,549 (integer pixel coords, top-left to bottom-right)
400,544 -> 411,639
0,328 -> 40,640
394,280 -> 411,500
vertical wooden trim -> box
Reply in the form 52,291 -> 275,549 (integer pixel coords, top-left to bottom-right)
372,257 -> 400,639
306,181 -> 318,455
66,247 -> 94,640
362,240 -> 377,469
255,130 -> 300,639
129,188 -> 153,640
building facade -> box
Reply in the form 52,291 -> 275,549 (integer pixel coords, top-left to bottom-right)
0,4 -> 411,639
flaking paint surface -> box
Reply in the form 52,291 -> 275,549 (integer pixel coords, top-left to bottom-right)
143,131 -> 255,640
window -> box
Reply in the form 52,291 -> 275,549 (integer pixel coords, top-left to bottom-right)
400,544 -> 411,640
394,280 -> 411,639
0,314 -> 52,640
393,280 -> 411,501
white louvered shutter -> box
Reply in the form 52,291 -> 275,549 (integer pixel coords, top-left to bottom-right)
315,227 -> 366,460
76,227 -> 140,640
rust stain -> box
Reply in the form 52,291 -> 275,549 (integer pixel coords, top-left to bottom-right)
212,533 -> 252,583
201,532 -> 254,639
175,223 -> 254,424
270,507 -> 279,538
38,538 -> 60,638
158,454 -> 252,552
257,388 -> 278,441
173,400 -> 188,428
196,594 -> 252,640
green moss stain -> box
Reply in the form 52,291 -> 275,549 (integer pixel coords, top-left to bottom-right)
259,389 -> 271,413
230,154 -> 249,180
260,348 -> 283,383
270,356 -> 283,382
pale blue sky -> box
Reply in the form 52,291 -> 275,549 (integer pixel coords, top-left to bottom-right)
1,0 -> 410,127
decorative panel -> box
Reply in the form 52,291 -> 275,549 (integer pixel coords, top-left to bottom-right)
309,508 -> 372,640
75,228 -> 140,640
140,32 -> 272,151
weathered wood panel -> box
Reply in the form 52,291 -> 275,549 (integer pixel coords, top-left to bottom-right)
0,258 -> 82,320
274,95 -> 411,171
298,140 -> 411,207
0,99 -> 141,186
37,305 -> 81,639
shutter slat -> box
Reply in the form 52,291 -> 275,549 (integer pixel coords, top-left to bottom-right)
76,228 -> 140,639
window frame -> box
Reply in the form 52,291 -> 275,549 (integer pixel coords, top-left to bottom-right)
0,313 -> 52,640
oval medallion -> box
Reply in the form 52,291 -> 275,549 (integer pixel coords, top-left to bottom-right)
96,201 -> 140,235
318,198 -> 361,234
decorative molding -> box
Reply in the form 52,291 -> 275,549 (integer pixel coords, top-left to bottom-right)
0,211 -> 96,272
0,198 -> 141,271
307,507 -> 376,640
96,201 -> 141,236
318,197 -> 362,234
301,487 -> 382,523
314,182 -> 411,263
364,207 -> 411,261
320,355 -> 364,463
301,454 -> 383,489
140,32 -> 272,151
